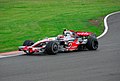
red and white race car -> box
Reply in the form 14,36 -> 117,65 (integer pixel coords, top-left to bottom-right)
18,30 -> 98,55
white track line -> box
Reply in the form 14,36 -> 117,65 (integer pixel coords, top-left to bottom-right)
97,11 -> 120,39
0,53 -> 24,59
0,52 -> 24,59
0,11 -> 120,58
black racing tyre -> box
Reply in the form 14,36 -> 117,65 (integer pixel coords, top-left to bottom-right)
23,40 -> 34,46
45,41 -> 59,55
86,36 -> 98,50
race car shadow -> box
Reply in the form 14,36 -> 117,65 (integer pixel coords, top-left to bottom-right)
23,53 -> 48,56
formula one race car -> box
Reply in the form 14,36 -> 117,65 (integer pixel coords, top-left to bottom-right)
18,30 -> 98,55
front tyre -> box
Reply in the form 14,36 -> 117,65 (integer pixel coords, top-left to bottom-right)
86,36 -> 98,50
23,40 -> 34,46
45,41 -> 59,55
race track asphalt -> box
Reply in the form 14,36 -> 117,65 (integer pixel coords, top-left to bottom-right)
0,12 -> 120,81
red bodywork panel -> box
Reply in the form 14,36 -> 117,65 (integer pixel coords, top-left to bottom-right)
67,38 -> 80,51
76,31 -> 92,36
23,46 -> 28,51
70,30 -> 92,36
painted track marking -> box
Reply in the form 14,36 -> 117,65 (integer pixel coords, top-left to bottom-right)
97,11 -> 120,39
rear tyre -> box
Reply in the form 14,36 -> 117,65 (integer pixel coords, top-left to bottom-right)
23,40 -> 34,46
45,41 -> 59,55
86,36 -> 98,50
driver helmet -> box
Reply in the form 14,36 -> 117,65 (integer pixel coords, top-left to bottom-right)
64,30 -> 73,37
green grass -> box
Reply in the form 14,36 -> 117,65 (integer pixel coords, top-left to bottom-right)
0,0 -> 120,52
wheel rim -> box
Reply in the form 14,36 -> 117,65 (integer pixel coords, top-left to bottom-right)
92,41 -> 98,49
52,43 -> 58,53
